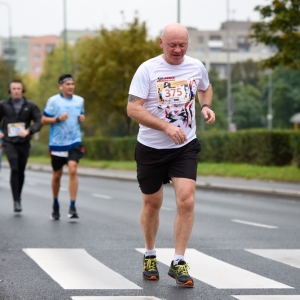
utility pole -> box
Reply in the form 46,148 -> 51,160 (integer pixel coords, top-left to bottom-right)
226,0 -> 232,131
177,0 -> 180,23
63,0 -> 68,73
267,71 -> 273,130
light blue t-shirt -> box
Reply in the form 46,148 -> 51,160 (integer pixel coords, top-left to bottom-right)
43,93 -> 85,151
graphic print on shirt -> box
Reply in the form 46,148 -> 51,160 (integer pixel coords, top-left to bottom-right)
156,76 -> 198,129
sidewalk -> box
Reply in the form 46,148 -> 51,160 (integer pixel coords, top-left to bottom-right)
16,162 -> 299,200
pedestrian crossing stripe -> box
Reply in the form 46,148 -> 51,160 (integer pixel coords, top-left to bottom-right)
23,248 -> 141,290
22,247 -> 300,296
246,249 -> 300,269
232,296 -> 300,300
71,297 -> 162,300
136,248 -> 293,289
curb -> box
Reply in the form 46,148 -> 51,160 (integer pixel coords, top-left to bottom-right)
2,162 -> 300,200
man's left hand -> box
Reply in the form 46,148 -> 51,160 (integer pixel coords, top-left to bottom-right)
201,107 -> 215,125
78,114 -> 85,123
19,129 -> 30,138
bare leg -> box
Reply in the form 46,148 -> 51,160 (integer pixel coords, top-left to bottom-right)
52,169 -> 63,199
68,160 -> 78,200
141,185 -> 163,250
172,177 -> 195,256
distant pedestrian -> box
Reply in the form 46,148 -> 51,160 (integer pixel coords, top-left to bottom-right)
0,79 -> 42,213
127,23 -> 215,287
41,74 -> 85,221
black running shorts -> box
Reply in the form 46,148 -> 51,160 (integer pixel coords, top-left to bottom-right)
135,138 -> 201,195
51,145 -> 84,171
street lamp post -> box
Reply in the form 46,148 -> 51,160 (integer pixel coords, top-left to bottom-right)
0,1 -> 13,82
63,0 -> 68,73
267,71 -> 273,130
177,0 -> 181,23
226,0 -> 232,131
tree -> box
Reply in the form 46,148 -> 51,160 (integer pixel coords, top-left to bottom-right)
0,58 -> 17,100
232,83 -> 264,129
268,67 -> 300,128
75,18 -> 162,137
251,0 -> 300,69
231,59 -> 263,88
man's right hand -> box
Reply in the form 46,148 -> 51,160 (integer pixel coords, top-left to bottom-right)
58,112 -> 68,122
165,124 -> 187,145
0,132 -> 4,139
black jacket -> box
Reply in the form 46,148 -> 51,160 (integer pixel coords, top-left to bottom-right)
0,97 -> 42,144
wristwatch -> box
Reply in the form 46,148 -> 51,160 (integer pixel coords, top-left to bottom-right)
201,104 -> 213,111
55,117 -> 61,123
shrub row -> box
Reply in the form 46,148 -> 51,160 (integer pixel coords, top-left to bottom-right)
30,130 -> 300,167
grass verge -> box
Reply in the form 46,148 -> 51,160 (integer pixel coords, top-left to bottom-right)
21,156 -> 300,183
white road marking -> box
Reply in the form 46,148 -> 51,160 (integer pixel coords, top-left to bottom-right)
23,248 -> 141,290
160,206 -> 173,211
136,248 -> 293,289
246,249 -> 300,269
92,193 -> 112,199
72,297 -> 162,300
231,219 -> 278,229
232,296 -> 300,300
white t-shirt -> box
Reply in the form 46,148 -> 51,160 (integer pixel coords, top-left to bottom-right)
129,55 -> 210,149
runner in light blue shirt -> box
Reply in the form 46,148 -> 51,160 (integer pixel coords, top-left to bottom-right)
41,74 -> 85,221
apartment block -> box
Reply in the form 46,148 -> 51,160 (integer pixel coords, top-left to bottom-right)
187,21 -> 274,77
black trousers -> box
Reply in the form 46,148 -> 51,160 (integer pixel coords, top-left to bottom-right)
3,142 -> 30,202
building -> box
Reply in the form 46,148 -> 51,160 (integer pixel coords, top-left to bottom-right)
0,21 -> 273,79
29,35 -> 58,78
187,21 -> 274,77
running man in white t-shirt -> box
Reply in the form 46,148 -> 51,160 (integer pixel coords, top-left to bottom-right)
127,23 -> 215,288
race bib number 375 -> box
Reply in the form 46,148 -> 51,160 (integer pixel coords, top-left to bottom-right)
156,80 -> 190,105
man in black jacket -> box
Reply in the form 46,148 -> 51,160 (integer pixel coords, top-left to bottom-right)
0,80 -> 42,213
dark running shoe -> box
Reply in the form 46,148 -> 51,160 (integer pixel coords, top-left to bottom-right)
14,201 -> 22,213
51,205 -> 60,220
168,260 -> 194,287
68,206 -> 79,219
143,255 -> 159,280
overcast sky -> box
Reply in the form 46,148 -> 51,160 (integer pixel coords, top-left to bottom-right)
0,0 -> 269,38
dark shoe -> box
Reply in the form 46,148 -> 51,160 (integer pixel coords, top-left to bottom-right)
68,206 -> 79,219
51,205 -> 60,220
143,255 -> 159,280
168,260 -> 194,287
14,201 -> 22,213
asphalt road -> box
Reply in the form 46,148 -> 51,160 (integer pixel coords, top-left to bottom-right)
0,169 -> 300,300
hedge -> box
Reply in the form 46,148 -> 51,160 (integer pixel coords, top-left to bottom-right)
30,130 -> 300,167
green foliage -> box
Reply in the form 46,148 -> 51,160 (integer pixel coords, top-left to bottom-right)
251,0 -> 300,69
232,83 -> 264,129
231,60 -> 263,87
81,130 -> 299,167
37,42 -> 74,107
0,58 -> 18,100
75,18 -> 161,137
83,136 -> 137,160
198,130 -> 294,166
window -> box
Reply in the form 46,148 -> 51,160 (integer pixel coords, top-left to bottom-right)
238,36 -> 247,44
33,44 -> 41,51
34,66 -> 41,73
45,44 -> 55,54
209,35 -> 221,41
198,36 -> 204,43
34,55 -> 41,61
